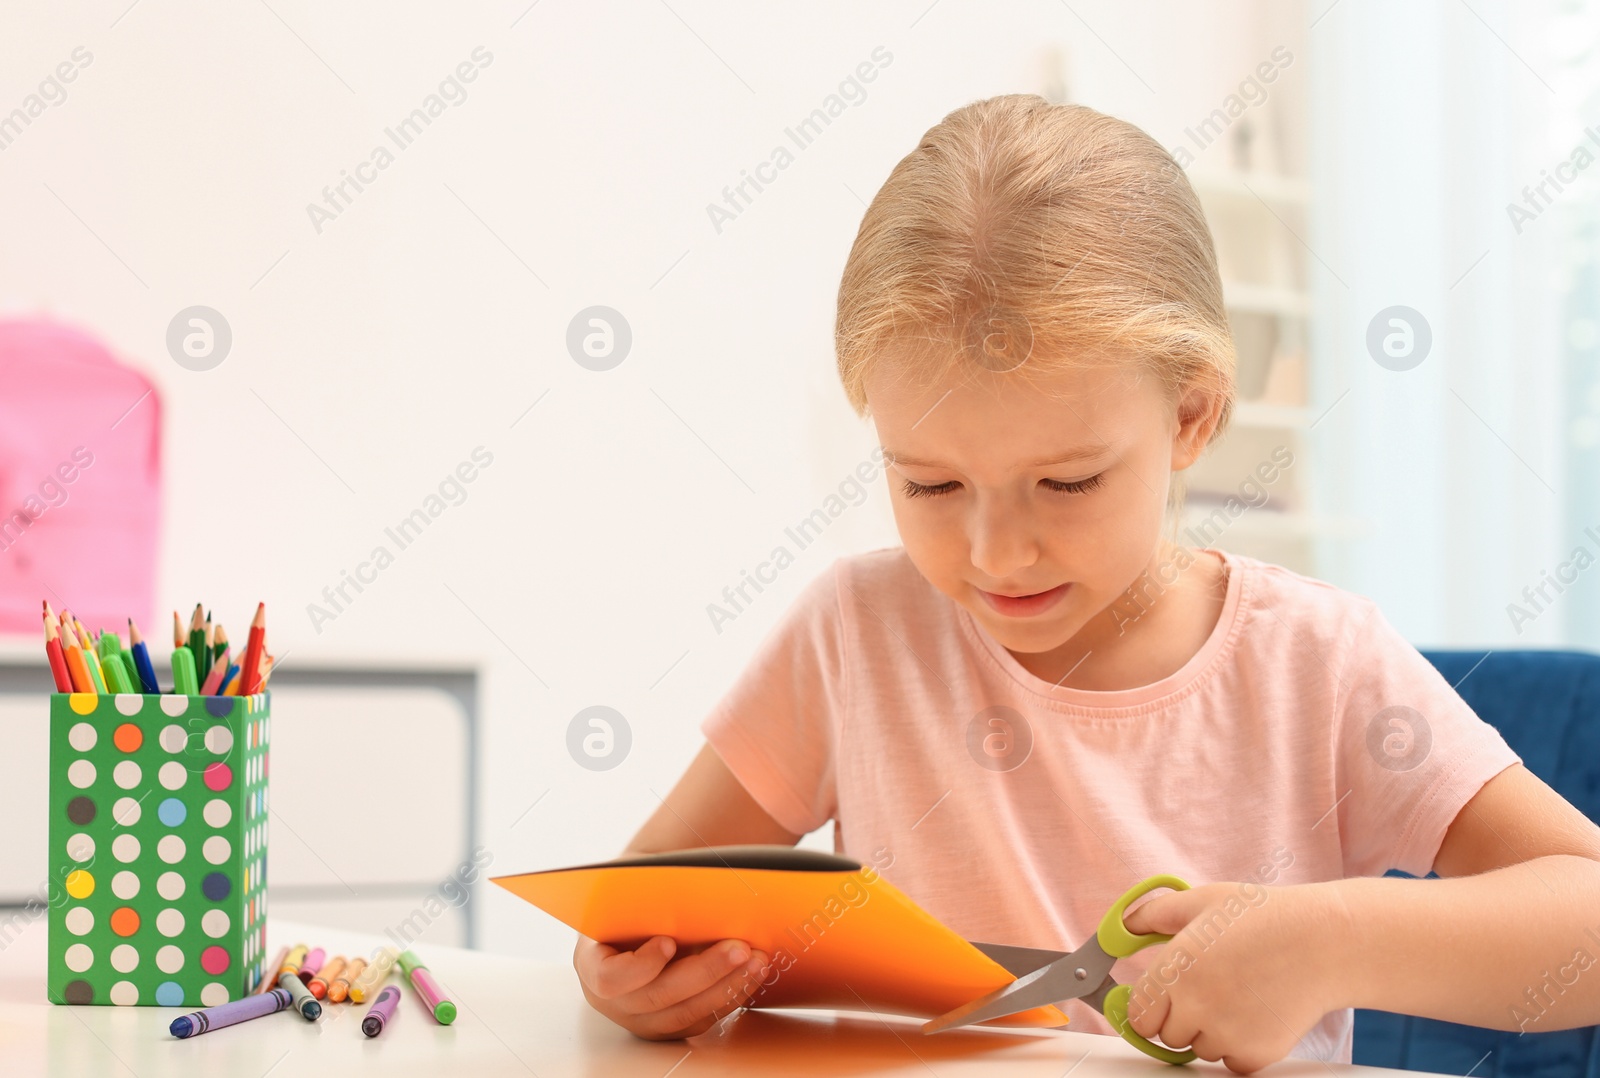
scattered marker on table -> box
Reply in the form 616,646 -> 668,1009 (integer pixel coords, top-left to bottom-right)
279,970 -> 322,1020
329,956 -> 366,1003
349,947 -> 398,1004
257,946 -> 291,994
397,949 -> 456,1025
171,988 -> 294,1039
298,947 -> 326,985
362,984 -> 402,1038
309,956 -> 345,1000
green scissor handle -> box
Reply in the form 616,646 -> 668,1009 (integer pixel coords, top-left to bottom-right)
1096,875 -> 1197,1066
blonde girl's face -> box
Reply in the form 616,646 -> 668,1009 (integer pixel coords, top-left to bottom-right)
864,355 -> 1216,657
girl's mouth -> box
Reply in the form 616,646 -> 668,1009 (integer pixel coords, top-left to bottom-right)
977,583 -> 1071,619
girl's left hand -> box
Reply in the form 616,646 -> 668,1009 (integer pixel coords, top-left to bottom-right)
1119,881 -> 1350,1074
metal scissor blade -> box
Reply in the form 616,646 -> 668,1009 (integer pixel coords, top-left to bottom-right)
969,941 -> 1073,977
922,943 -> 1115,1034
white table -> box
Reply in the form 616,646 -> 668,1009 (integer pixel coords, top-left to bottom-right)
0,917 -> 1422,1076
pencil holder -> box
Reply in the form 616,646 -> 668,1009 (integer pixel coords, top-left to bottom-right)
46,691 -> 271,1007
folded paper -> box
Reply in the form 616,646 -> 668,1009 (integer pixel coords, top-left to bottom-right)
491,845 -> 1068,1028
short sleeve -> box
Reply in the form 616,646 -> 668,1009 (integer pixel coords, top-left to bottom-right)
1334,601 -> 1522,877
700,562 -> 847,837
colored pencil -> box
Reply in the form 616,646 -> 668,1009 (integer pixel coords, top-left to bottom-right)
127,619 -> 161,693
240,602 -> 267,695
199,647 -> 230,695
42,603 -> 71,692
256,946 -> 291,995
73,624 -> 108,694
212,623 -> 229,672
188,604 -> 207,681
172,610 -> 182,650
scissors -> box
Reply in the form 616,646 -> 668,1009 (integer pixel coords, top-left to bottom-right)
923,875 -> 1196,1066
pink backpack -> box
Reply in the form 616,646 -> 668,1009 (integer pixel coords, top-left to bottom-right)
0,319 -> 161,635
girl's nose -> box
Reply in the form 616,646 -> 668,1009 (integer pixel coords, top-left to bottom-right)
968,496 -> 1040,580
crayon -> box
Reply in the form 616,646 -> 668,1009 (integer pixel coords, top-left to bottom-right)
43,603 -> 71,693
256,946 -> 290,994
171,988 -> 294,1038
362,984 -> 402,1037
308,956 -> 345,1000
199,647 -> 230,695
349,947 -> 398,1004
397,950 -> 456,1024
188,605 -> 207,681
127,620 -> 161,693
278,971 -> 321,1020
171,646 -> 199,696
328,956 -> 366,1003
297,947 -> 325,985
280,942 -> 309,977
100,651 -> 134,694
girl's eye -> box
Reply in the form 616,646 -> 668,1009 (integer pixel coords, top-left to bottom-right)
1041,473 -> 1106,495
900,479 -> 960,499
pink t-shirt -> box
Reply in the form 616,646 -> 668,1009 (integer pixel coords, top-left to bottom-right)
701,546 -> 1521,1063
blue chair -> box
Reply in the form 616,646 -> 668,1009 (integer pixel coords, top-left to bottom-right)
1353,650 -> 1600,1076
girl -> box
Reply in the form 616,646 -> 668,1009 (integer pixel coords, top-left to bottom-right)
573,95 -> 1600,1072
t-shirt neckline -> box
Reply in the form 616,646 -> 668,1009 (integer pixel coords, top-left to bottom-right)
955,546 -> 1246,711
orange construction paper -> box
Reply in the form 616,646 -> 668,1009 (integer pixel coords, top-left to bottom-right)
491,845 -> 1068,1028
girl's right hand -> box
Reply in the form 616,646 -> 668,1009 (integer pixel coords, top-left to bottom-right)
574,933 -> 772,1040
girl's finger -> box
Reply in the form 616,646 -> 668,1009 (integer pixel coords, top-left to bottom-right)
635,949 -> 772,1039
586,936 -> 678,1000
613,939 -> 761,1017
1124,976 -> 1172,1041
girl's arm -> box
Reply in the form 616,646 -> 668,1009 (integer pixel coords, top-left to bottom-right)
1124,764 -> 1600,1072
623,741 -> 803,853
574,742 -> 801,1040
1329,762 -> 1600,1030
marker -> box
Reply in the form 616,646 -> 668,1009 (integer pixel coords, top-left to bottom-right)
397,950 -> 456,1024
171,988 -> 294,1038
99,650 -> 134,693
362,984 -> 402,1037
256,946 -> 291,994
127,620 -> 161,693
328,956 -> 366,1003
43,603 -> 71,692
297,947 -> 325,985
171,646 -> 199,696
278,971 -> 321,1020
96,628 -> 122,659
280,942 -> 310,978
240,602 -> 267,695
349,947 -> 398,1003
308,956 -> 344,1000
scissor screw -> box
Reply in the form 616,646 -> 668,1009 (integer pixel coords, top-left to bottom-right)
1074,967 -> 1088,980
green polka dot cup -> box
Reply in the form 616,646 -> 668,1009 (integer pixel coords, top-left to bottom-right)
48,691 -> 271,1007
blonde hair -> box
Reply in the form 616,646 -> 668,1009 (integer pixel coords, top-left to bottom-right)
834,94 -> 1236,518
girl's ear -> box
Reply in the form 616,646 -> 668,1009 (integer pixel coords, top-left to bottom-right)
1170,385 -> 1225,471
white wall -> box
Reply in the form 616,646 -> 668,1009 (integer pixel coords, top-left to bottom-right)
2,0 -> 1325,961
